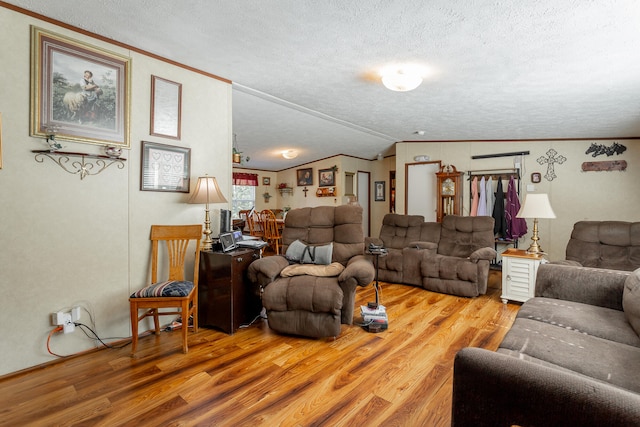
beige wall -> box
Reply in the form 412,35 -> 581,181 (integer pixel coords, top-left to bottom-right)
0,8 -> 232,375
396,140 -> 639,261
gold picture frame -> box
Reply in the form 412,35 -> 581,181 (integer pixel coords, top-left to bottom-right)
30,26 -> 131,148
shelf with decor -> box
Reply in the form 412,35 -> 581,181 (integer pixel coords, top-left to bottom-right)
316,187 -> 336,197
31,149 -> 127,180
277,187 -> 293,196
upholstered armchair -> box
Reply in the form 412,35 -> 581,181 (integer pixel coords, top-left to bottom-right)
560,221 -> 640,271
248,205 -> 375,338
365,214 -> 441,286
420,215 -> 497,297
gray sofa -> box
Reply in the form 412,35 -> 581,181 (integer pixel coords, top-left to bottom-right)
365,214 -> 497,297
562,220 -> 640,271
452,263 -> 640,426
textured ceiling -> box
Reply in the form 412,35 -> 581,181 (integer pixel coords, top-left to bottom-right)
7,1 -> 640,170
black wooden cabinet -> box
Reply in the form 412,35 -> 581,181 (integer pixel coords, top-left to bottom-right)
198,248 -> 261,334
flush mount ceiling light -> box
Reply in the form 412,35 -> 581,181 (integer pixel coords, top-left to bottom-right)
381,65 -> 423,92
282,149 -> 298,159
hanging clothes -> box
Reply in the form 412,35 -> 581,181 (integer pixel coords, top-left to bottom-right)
477,176 -> 487,216
505,176 -> 527,239
486,176 -> 494,218
470,176 -> 479,216
492,177 -> 507,237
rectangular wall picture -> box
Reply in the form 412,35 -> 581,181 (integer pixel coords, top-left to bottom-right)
375,181 -> 385,201
30,26 -> 131,148
297,168 -> 313,186
140,141 -> 191,192
150,75 -> 182,139
319,168 -> 335,187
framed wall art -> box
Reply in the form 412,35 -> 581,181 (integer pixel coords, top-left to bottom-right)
150,75 -> 182,139
30,26 -> 131,148
375,181 -> 386,201
318,168 -> 335,187
297,168 -> 313,186
531,172 -> 542,183
140,141 -> 191,192
262,177 -> 271,185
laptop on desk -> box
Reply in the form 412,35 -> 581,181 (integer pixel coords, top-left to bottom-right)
231,230 -> 268,250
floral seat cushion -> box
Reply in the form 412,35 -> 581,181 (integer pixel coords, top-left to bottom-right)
130,280 -> 194,298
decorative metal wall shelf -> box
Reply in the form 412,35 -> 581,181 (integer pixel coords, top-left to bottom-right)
32,150 -> 126,180
278,187 -> 293,196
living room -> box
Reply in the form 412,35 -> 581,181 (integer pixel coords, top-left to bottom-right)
0,2 -> 639,425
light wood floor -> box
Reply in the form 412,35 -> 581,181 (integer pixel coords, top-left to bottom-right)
0,276 -> 519,426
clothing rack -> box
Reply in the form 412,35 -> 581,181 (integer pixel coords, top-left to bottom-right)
467,168 -> 521,258
466,168 -> 520,180
467,168 -> 521,195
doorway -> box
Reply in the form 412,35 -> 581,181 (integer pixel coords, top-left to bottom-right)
405,161 -> 441,221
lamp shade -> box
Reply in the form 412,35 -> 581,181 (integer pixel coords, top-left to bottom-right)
188,176 -> 227,205
516,193 -> 555,219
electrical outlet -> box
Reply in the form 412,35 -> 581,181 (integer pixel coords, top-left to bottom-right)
63,314 -> 75,334
51,311 -> 65,326
51,309 -> 77,333
71,306 -> 81,322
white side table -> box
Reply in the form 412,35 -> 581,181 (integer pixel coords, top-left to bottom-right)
501,248 -> 545,304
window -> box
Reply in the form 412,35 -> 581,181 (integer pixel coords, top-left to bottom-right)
232,185 -> 255,218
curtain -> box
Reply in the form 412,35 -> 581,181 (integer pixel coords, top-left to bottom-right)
232,172 -> 258,186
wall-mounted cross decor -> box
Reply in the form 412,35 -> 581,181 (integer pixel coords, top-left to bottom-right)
302,186 -> 309,197
537,148 -> 566,181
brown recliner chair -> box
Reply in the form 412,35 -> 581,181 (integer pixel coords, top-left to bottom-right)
561,221 -> 640,271
248,205 -> 375,338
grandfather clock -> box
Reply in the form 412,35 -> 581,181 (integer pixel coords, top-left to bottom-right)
436,164 -> 463,222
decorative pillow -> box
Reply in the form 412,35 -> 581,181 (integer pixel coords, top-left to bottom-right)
130,280 -> 194,298
280,262 -> 345,277
623,269 -> 640,336
285,239 -> 333,265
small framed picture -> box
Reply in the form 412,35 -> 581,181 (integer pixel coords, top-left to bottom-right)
318,168 -> 335,187
262,177 -> 271,185
297,168 -> 313,186
140,141 -> 191,192
374,181 -> 386,201
150,75 -> 182,140
531,172 -> 542,183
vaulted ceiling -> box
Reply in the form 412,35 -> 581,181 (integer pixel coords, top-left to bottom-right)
8,1 -> 640,170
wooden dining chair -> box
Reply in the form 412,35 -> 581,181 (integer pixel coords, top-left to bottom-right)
261,209 -> 283,254
247,210 -> 265,238
238,209 -> 251,233
129,224 -> 202,356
